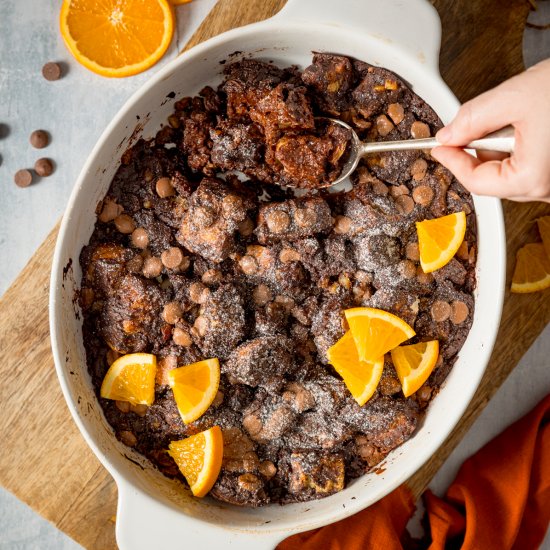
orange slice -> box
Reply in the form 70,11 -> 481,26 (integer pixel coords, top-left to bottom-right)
511,243 -> 550,293
170,0 -> 192,4
537,215 -> 550,260
344,307 -> 416,362
327,331 -> 384,406
59,0 -> 175,78
168,426 -> 223,497
416,211 -> 467,273
100,353 -> 156,405
168,358 -> 220,424
390,340 -> 439,397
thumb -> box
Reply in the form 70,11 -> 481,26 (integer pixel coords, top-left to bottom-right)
437,79 -> 524,146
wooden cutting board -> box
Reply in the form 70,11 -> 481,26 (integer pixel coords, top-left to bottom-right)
1,1 -> 548,548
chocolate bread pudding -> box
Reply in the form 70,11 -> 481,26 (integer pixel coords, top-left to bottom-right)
79,53 -> 477,507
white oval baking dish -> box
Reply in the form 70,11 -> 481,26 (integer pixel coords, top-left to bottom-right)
50,0 -> 506,548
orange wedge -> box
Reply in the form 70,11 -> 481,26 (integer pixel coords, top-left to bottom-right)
168,358 -> 220,424
511,243 -> 550,293
390,340 -> 439,397
59,0 -> 174,78
344,307 -> 416,362
100,353 -> 156,405
169,426 -> 223,497
327,331 -> 384,406
537,215 -> 550,260
416,211 -> 467,273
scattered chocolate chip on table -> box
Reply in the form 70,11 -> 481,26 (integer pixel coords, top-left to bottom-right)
42,61 -> 62,81
14,169 -> 33,188
30,129 -> 49,149
34,158 -> 54,177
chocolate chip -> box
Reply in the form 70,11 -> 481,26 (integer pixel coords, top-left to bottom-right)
376,114 -> 394,137
163,302 -> 183,325
30,130 -> 49,149
387,103 -> 405,125
202,269 -> 223,286
334,215 -> 351,235
14,169 -> 33,188
411,121 -> 430,139
42,62 -> 62,81
0,123 -> 10,139
431,300 -> 451,322
240,255 -> 258,275
450,301 -> 469,325
118,430 -> 137,447
155,177 -> 175,198
456,241 -> 469,261
395,194 -> 415,215
161,246 -> 184,270
410,158 -> 428,181
412,185 -> 434,205
113,214 -> 135,234
416,266 -> 434,285
142,256 -> 162,278
405,242 -> 420,262
259,460 -> 277,479
266,210 -> 290,233
238,473 -> 262,492
34,158 -> 53,177
372,181 -> 389,195
189,282 -> 210,304
173,327 -> 192,347
279,248 -> 300,263
194,315 -> 209,336
131,227 -> 149,249
399,260 -> 417,279
390,184 -> 409,198
252,284 -> 272,306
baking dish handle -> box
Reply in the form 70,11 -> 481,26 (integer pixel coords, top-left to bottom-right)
272,0 -> 442,74
115,479 -> 287,550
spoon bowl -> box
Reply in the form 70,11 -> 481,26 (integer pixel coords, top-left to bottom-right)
323,117 -> 516,187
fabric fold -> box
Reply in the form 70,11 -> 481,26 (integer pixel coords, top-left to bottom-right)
279,394 -> 550,550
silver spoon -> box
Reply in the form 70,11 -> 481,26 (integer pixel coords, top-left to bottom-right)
327,118 -> 516,187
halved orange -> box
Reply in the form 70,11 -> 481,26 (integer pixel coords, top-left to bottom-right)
59,0 -> 175,78
344,307 -> 416,362
511,243 -> 550,293
327,331 -> 384,406
100,353 -> 156,405
390,340 -> 439,397
168,358 -> 220,424
537,215 -> 550,260
416,211 -> 467,273
168,426 -> 223,497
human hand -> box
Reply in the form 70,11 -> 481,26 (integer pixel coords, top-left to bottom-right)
431,58 -> 550,203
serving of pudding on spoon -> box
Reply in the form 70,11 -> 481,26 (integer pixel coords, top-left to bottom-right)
308,117 -> 516,189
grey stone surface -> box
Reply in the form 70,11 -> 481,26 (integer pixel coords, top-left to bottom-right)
0,0 -> 548,548
0,489 -> 81,550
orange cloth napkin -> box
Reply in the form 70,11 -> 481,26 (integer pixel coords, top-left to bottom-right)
279,394 -> 550,550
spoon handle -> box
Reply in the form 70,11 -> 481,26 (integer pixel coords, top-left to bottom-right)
361,125 -> 515,155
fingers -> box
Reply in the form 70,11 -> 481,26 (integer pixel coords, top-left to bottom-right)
476,151 -> 509,163
436,78 -> 525,146
431,146 -> 522,198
